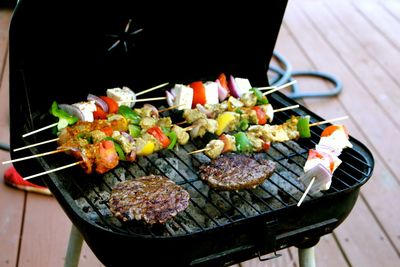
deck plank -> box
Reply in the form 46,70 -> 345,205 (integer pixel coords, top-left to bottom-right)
352,0 -> 400,52
299,0 -> 400,253
328,0 -> 400,94
0,10 -> 24,266
280,0 -> 400,263
285,0 -> 400,182
301,0 -> 400,130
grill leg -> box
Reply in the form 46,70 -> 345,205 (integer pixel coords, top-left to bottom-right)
64,224 -> 84,267
298,247 -> 316,267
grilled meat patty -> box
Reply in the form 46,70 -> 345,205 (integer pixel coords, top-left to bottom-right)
109,175 -> 190,224
199,153 -> 276,190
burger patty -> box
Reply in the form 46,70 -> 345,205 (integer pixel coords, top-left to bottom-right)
199,153 -> 276,190
109,175 -> 190,224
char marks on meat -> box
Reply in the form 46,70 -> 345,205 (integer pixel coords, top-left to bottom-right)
109,175 -> 190,224
199,153 -> 276,190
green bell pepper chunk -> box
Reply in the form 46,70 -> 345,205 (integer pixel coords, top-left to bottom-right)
118,105 -> 141,125
297,116 -> 311,138
104,137 -> 126,160
128,124 -> 142,138
239,119 -> 249,131
250,88 -> 269,105
166,131 -> 177,150
50,101 -> 78,130
234,132 -> 252,153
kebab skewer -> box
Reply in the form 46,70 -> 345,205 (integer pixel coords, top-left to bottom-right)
297,124 -> 353,206
22,83 -> 169,138
190,116 -> 349,159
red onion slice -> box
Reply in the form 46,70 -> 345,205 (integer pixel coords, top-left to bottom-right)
216,79 -> 229,101
121,131 -> 135,143
143,104 -> 159,118
166,90 -> 175,107
87,93 -> 108,113
300,163 -> 332,194
196,104 -> 212,118
59,104 -> 85,121
228,75 -> 243,98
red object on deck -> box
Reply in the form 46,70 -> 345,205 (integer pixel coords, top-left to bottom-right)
3,166 -> 51,196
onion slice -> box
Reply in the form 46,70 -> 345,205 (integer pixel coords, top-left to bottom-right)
299,163 -> 332,194
216,79 -> 229,101
166,90 -> 175,107
88,94 -> 109,113
143,104 -> 159,118
228,75 -> 242,98
58,104 -> 85,121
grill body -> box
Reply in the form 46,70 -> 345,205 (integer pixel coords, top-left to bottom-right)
9,1 -> 374,266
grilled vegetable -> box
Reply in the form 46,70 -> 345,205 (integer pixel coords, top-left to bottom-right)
128,124 -> 141,138
234,132 -> 252,153
297,116 -> 311,138
136,139 -> 155,156
100,96 -> 119,114
118,105 -> 141,124
104,137 -> 126,161
50,101 -> 79,130
252,106 -> 267,125
250,88 -> 268,105
190,81 -> 207,108
166,131 -> 177,150
93,105 -> 108,120
147,126 -> 171,149
215,112 -> 237,135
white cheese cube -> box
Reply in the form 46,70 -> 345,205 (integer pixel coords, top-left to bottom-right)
235,78 -> 252,94
172,84 -> 193,110
73,100 -> 96,122
106,86 -> 136,108
203,81 -> 219,105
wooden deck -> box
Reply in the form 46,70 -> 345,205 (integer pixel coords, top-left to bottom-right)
1,0 -> 400,266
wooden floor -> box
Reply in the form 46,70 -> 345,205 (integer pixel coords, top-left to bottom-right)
1,0 -> 400,266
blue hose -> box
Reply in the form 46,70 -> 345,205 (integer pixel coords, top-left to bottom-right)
269,51 -> 342,100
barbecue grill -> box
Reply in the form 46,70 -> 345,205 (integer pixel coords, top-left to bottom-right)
9,1 -> 374,266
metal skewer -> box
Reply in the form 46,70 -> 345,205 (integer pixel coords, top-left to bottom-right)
22,122 -> 58,138
135,97 -> 167,102
23,161 -> 84,180
309,116 -> 349,127
263,80 -> 297,96
257,85 -> 277,91
13,138 -> 60,152
297,176 -> 316,207
2,148 -> 70,164
158,104 -> 185,113
274,104 -> 300,113
135,82 -> 169,97
188,148 -> 210,155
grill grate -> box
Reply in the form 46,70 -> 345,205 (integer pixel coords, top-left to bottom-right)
24,92 -> 373,238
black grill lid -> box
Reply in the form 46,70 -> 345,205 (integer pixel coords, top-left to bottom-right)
10,1 -> 288,176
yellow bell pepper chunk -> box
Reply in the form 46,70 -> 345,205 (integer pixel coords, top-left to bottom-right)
216,112 -> 236,136
137,141 -> 155,156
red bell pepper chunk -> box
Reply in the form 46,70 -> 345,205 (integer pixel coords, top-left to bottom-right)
190,81 -> 207,108
321,125 -> 349,138
147,126 -> 171,148
218,73 -> 229,90
99,96 -> 119,114
308,149 -> 335,173
252,106 -> 267,125
93,104 -> 108,120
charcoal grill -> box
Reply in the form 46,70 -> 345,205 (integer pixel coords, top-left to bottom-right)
9,1 -> 374,266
